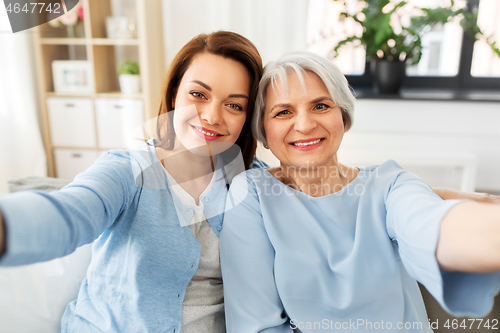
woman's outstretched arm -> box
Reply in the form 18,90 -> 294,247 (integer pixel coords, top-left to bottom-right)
384,163 -> 500,317
433,188 -> 500,272
0,151 -> 138,266
437,202 -> 500,272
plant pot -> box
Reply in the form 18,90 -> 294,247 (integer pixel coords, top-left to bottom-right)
371,60 -> 406,94
119,74 -> 141,94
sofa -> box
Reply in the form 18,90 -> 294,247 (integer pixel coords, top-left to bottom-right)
0,177 -> 92,333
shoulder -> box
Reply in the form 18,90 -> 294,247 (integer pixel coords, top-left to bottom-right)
359,159 -> 410,185
76,143 -> 165,189
250,157 -> 271,169
96,143 -> 154,164
353,159 -> 431,200
76,149 -> 136,179
229,168 -> 272,195
91,146 -> 150,177
231,168 -> 265,187
376,159 -> 428,187
263,167 -> 283,182
366,160 -> 435,203
360,159 -> 404,175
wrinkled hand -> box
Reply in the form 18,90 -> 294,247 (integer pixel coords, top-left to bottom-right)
470,192 -> 500,205
433,188 -> 500,205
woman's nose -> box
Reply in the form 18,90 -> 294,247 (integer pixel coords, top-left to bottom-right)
293,112 -> 316,134
199,103 -> 222,126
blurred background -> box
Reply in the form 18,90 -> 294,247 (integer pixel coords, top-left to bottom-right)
0,0 -> 499,195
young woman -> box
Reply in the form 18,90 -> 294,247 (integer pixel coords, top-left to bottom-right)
220,51 -> 500,333
0,31 -> 265,333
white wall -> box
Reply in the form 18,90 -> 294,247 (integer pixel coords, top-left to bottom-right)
344,99 -> 500,192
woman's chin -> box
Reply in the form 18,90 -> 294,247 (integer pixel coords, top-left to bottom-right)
181,141 -> 237,159
277,156 -> 328,169
185,145 -> 212,157
282,163 -> 325,171
275,150 -> 340,171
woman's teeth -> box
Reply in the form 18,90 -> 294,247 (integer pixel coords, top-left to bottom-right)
196,127 -> 218,136
292,139 -> 322,146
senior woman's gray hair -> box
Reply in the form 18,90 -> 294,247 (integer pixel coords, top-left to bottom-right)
252,52 -> 355,146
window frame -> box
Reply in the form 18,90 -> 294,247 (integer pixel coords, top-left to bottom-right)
346,0 -> 500,91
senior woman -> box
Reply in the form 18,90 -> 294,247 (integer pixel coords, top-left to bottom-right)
220,52 -> 500,333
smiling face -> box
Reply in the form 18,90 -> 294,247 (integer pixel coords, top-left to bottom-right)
172,52 -> 250,157
263,71 -> 345,170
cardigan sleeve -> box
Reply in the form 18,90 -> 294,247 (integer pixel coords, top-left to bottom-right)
220,171 -> 294,333
383,160 -> 500,317
0,150 -> 138,266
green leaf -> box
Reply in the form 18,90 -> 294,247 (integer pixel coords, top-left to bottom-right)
332,36 -> 362,56
117,60 -> 140,75
329,0 -> 500,65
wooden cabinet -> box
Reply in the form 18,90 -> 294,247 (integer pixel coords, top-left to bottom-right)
33,0 -> 164,179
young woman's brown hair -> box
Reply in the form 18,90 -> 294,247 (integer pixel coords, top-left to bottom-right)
155,31 -> 263,170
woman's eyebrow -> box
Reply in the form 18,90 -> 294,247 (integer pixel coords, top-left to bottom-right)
228,94 -> 249,99
269,103 -> 292,113
191,80 -> 211,91
310,96 -> 333,104
190,80 -> 248,99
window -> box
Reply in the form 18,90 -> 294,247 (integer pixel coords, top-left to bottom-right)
307,0 -> 500,91
307,0 -> 366,75
471,0 -> 500,77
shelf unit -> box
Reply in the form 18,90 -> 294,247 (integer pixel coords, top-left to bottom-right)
32,0 -> 165,178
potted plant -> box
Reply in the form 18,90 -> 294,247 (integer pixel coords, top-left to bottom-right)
118,60 -> 141,94
332,0 -> 500,94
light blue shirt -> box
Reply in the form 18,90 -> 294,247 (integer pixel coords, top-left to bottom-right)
220,160 -> 500,333
0,141 -> 267,333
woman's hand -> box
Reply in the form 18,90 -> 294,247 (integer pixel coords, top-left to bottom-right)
470,192 -> 500,204
433,188 -> 500,205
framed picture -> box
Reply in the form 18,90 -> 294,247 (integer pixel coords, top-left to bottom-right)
105,17 -> 133,39
52,60 -> 93,95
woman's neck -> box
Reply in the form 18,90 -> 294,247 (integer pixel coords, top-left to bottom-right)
156,145 -> 216,204
276,157 -> 359,197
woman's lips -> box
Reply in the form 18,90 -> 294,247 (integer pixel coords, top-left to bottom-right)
190,125 -> 223,141
289,138 -> 324,151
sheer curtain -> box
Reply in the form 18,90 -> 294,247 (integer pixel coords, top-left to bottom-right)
161,0 -> 308,65
0,7 -> 47,195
